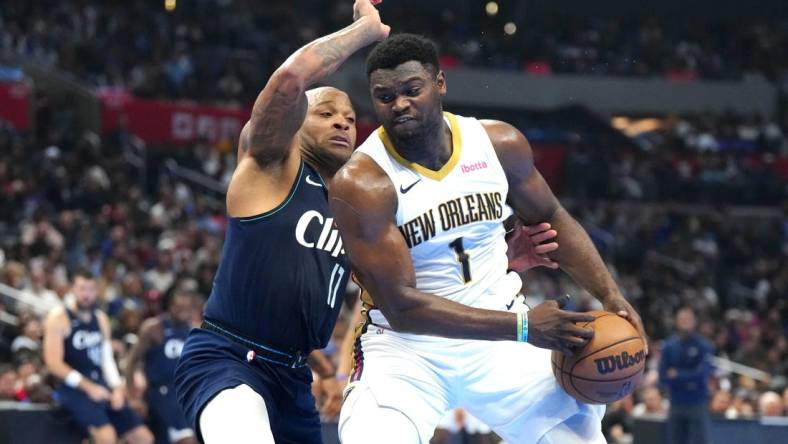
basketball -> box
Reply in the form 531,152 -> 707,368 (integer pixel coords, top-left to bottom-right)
551,311 -> 646,405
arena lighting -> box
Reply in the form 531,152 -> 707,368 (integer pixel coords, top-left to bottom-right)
165,0 -> 176,12
611,116 -> 664,137
504,22 -> 517,35
485,2 -> 499,17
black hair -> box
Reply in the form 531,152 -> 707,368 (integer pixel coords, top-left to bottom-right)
366,33 -> 440,77
71,267 -> 95,282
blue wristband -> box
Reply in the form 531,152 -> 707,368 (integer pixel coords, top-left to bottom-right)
521,311 -> 528,343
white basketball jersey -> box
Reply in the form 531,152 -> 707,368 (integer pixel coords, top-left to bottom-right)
356,112 -> 521,328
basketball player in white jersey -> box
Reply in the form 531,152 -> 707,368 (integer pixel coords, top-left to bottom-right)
330,34 -> 647,444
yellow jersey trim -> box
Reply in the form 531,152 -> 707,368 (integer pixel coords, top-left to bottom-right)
377,112 -> 462,181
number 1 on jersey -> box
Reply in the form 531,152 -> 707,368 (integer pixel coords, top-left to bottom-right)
449,237 -> 472,283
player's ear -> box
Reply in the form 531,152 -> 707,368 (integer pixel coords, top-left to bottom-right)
436,70 -> 447,96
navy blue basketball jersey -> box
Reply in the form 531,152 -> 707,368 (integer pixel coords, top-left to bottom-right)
204,161 -> 350,353
64,308 -> 105,385
144,317 -> 190,387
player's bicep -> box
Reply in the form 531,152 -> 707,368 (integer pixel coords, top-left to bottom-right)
333,197 -> 416,289
483,119 -> 560,224
508,168 -> 561,225
42,311 -> 66,368
330,180 -> 416,314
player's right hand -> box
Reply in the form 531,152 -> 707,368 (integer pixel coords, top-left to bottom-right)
526,300 -> 595,355
84,382 -> 111,403
353,0 -> 390,41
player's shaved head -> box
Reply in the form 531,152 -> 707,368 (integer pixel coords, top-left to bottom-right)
306,86 -> 350,107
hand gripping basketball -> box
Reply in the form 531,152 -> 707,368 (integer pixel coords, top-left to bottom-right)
551,311 -> 646,404
526,299 -> 596,355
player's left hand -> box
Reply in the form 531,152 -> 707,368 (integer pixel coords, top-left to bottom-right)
110,387 -> 125,411
603,295 -> 649,355
506,220 -> 559,272
318,376 -> 344,421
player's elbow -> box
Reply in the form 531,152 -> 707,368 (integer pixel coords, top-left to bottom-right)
269,65 -> 308,100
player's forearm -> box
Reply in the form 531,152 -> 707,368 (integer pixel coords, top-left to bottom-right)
250,16 -> 381,120
45,360 -> 75,382
547,207 -> 622,302
383,289 -> 518,341
308,350 -> 335,378
286,16 -> 381,87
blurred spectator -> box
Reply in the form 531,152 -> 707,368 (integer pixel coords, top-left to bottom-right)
659,307 -> 714,444
0,364 -> 17,400
709,390 -> 734,418
10,314 -> 42,354
602,397 -> 634,444
632,387 -> 669,418
431,408 -> 496,444
758,391 -> 785,417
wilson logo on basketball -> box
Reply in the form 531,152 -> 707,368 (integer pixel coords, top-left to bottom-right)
594,350 -> 645,375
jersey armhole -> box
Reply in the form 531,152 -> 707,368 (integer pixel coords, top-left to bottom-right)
236,161 -> 305,223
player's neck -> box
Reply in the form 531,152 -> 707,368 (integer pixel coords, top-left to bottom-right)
390,118 -> 452,171
299,146 -> 342,185
69,303 -> 93,321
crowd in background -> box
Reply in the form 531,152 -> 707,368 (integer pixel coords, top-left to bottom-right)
1,0 -> 787,104
1,93 -> 786,442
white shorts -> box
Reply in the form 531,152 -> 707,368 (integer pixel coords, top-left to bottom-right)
339,289 -> 605,444
436,409 -> 492,435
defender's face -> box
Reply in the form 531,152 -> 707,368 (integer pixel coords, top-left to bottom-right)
676,308 -> 696,334
170,295 -> 194,324
369,61 -> 446,140
73,276 -> 98,309
300,89 -> 357,163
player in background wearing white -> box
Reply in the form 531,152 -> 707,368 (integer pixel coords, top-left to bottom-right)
331,34 -> 647,444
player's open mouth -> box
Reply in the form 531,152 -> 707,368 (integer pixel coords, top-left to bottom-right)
393,116 -> 416,125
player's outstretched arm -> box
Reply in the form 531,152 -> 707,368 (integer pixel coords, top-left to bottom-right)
330,154 -> 595,351
123,317 -> 160,395
243,0 -> 389,167
484,120 -> 648,351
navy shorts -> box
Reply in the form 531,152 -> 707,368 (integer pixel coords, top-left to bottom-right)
145,383 -> 192,441
174,328 -> 321,443
55,385 -> 143,436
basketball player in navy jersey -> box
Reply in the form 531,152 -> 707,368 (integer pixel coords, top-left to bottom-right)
331,34 -> 648,443
172,2 -> 391,443
125,291 -> 199,444
43,269 -> 153,444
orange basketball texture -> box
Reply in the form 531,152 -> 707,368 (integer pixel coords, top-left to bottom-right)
551,310 -> 646,405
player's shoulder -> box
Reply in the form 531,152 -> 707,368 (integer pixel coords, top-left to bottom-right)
137,316 -> 165,344
45,305 -> 68,325
696,334 -> 714,351
95,309 -> 111,328
478,119 -> 526,148
332,150 -> 392,195
139,316 -> 163,335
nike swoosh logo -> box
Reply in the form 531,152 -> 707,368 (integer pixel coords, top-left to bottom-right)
305,175 -> 323,187
399,179 -> 421,194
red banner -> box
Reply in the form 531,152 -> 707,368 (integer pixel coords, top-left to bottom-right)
532,143 -> 567,193
99,90 -> 250,145
0,81 -> 31,130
